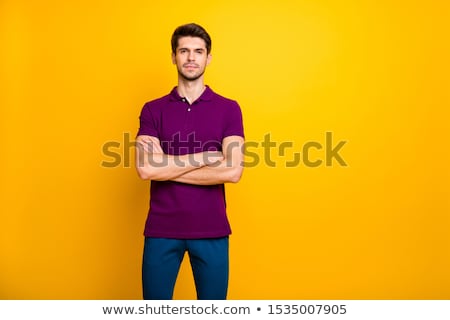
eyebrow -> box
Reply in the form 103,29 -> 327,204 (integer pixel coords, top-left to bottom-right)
178,47 -> 205,52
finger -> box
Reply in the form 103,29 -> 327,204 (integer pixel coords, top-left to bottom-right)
152,142 -> 164,153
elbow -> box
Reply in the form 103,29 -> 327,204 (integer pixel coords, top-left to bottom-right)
137,168 -> 150,180
136,157 -> 151,180
228,168 -> 243,184
137,166 -> 169,181
136,165 -> 156,181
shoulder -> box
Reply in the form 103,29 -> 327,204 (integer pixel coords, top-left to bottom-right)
208,88 -> 241,110
142,93 -> 172,111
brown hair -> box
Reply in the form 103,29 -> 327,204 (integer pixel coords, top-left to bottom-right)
171,23 -> 212,54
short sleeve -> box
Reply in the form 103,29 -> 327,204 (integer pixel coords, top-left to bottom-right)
137,103 -> 159,138
223,101 -> 245,139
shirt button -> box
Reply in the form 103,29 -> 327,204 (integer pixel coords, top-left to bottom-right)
182,98 -> 186,102
187,108 -> 191,112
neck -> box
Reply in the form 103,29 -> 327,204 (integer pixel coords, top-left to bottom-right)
176,77 -> 206,104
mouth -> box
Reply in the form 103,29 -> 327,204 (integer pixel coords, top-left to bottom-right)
184,64 -> 198,69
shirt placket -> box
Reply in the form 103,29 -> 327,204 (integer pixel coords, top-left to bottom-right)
181,98 -> 194,131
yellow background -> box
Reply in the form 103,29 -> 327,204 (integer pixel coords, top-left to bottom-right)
1,0 -> 449,299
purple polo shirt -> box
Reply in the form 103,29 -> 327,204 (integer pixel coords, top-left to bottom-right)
137,86 -> 244,239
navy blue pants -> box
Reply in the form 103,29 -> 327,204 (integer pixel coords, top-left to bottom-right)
142,237 -> 229,300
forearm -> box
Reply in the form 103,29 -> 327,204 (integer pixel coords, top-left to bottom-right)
171,160 -> 243,185
136,152 -> 207,181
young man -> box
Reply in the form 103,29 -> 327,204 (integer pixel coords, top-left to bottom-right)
135,23 -> 245,300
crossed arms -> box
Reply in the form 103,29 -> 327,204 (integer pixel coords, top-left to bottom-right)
135,135 -> 244,185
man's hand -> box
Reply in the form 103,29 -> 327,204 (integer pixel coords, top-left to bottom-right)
137,136 -> 163,154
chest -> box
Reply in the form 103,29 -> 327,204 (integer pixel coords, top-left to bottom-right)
157,102 -> 227,154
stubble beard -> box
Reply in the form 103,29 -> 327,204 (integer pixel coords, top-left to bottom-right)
177,66 -> 206,82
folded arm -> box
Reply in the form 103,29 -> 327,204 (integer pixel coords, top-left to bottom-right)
135,135 -> 223,181
135,135 -> 244,185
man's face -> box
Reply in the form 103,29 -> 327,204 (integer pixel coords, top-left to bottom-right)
172,36 -> 211,81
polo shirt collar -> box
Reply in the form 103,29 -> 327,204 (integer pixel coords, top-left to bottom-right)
169,85 -> 214,102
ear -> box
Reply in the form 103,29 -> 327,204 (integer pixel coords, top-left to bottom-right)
206,53 -> 212,66
171,52 -> 176,64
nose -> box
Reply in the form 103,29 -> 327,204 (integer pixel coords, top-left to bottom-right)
188,50 -> 195,61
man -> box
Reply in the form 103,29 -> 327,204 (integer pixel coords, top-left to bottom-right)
135,23 -> 245,300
